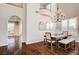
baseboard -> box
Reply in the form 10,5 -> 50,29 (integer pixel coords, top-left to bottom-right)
26,40 -> 43,45
22,42 -> 26,45
0,44 -> 8,47
0,45 -> 7,48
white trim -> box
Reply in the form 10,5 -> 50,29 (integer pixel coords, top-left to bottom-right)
0,44 -> 8,47
26,40 -> 43,44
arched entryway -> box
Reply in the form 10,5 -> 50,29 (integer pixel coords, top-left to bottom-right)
8,15 -> 22,53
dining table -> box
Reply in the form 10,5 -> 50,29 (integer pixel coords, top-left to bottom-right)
44,32 -> 72,48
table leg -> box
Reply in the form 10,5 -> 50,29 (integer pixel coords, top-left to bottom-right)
56,40 -> 58,48
74,40 -> 75,50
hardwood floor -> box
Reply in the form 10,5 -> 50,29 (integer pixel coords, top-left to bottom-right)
16,42 -> 79,55
0,41 -> 79,55
0,36 -> 20,55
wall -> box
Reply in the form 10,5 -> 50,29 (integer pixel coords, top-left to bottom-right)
26,3 -> 41,44
26,3 -> 57,44
0,3 -> 26,46
58,3 -> 79,19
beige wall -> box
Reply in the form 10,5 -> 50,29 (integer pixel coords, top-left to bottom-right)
0,3 -> 26,46
58,3 -> 79,19
26,3 -> 41,44
26,3 -> 57,44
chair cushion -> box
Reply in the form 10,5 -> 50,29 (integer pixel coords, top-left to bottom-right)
58,38 -> 75,44
47,40 -> 56,43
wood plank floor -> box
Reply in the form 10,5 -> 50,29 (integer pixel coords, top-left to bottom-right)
0,42 -> 79,55
16,42 -> 79,55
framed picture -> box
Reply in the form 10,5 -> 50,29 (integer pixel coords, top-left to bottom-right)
40,3 -> 51,11
7,3 -> 23,8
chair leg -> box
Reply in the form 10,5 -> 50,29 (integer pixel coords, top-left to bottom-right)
64,44 -> 66,52
51,43 -> 53,50
45,41 -> 48,47
43,39 -> 45,45
42,41 -> 45,47
43,39 -> 47,47
58,43 -> 60,48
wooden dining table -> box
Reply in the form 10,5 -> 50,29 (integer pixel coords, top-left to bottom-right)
44,33 -> 72,48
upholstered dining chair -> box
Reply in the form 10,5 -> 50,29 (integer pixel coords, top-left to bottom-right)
44,32 -> 56,50
63,31 -> 68,36
62,31 -> 68,39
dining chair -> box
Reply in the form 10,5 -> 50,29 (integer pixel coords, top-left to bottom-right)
62,31 -> 68,39
44,32 -> 56,50
63,31 -> 68,36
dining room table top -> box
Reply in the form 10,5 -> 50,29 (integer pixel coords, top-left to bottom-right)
51,34 -> 65,38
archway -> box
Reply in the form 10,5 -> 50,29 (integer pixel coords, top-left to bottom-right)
8,15 -> 22,52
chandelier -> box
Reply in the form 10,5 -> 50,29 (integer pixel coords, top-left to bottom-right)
53,4 -> 65,22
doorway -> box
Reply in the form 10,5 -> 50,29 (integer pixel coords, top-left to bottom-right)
8,16 -> 22,53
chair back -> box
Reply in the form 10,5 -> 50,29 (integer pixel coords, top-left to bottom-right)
45,32 -> 51,40
63,31 -> 68,36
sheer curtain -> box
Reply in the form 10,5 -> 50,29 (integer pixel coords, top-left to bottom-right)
62,20 -> 68,31
68,17 -> 78,38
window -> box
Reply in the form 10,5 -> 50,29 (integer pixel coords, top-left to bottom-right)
62,19 -> 68,31
8,23 -> 15,34
68,17 -> 78,36
46,22 -> 56,31
62,17 -> 78,37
